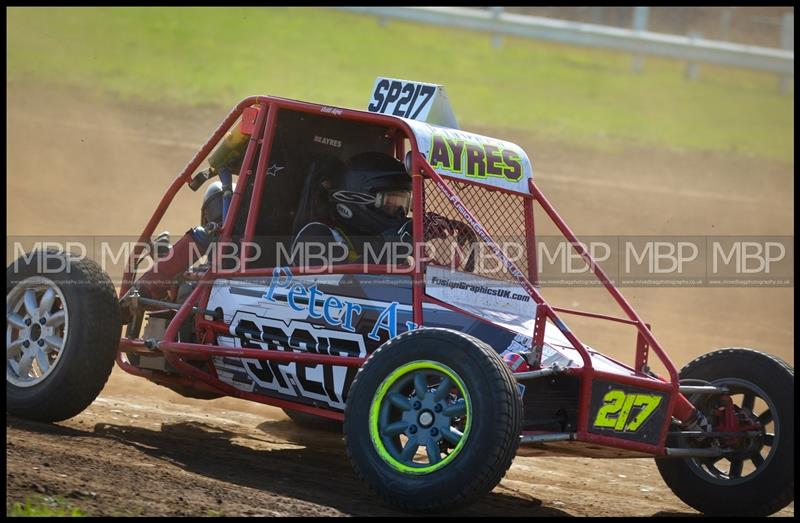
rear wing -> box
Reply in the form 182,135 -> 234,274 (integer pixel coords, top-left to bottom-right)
367,77 -> 533,195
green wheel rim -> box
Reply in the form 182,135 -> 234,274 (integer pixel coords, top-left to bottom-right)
368,360 -> 472,475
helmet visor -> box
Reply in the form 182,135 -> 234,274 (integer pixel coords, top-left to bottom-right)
376,190 -> 412,218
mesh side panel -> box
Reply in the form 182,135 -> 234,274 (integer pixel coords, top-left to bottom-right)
423,178 -> 530,283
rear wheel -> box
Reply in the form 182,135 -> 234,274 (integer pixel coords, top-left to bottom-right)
6,249 -> 121,422
344,328 -> 521,512
655,348 -> 794,516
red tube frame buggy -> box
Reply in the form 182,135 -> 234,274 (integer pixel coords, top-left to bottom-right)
7,87 -> 791,515
117,95 -> 699,457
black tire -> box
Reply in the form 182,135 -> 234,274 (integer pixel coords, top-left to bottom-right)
655,348 -> 794,516
6,249 -> 121,422
282,408 -> 343,433
344,328 -> 522,512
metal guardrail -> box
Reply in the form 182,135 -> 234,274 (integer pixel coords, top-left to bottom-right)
334,7 -> 793,90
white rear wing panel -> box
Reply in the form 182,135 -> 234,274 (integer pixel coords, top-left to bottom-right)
366,77 -> 533,195
404,118 -> 533,195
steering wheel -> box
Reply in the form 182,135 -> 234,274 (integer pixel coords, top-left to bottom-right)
422,212 -> 478,272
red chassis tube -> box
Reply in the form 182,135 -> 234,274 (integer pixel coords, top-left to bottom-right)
116,95 -> 698,451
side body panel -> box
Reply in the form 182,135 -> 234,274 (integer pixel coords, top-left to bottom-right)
206,273 -> 525,411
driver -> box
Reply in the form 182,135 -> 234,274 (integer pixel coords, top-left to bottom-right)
291,151 -> 413,267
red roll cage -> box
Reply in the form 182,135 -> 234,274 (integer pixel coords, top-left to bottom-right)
116,96 -> 697,456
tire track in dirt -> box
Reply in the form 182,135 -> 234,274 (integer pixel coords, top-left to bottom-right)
7,395 -> 570,517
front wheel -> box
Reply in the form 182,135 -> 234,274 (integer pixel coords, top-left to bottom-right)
655,348 -> 794,516
344,328 -> 522,512
6,249 -> 121,422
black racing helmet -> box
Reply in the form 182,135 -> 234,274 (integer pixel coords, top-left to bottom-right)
329,152 -> 412,237
201,181 -> 236,226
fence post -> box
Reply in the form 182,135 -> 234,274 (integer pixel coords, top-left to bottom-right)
490,7 -> 504,49
779,13 -> 794,94
719,8 -> 733,41
631,7 -> 649,73
685,31 -> 702,80
590,6 -> 604,24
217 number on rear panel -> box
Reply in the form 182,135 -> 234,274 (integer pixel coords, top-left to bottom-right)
588,381 -> 668,444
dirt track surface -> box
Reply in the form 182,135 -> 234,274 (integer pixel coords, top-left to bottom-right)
4,378 -> 679,518
0,383 -> 712,517
6,82 -> 794,516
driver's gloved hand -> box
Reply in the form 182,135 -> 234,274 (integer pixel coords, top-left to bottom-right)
394,213 -> 475,249
448,220 -> 475,244
422,211 -> 456,240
